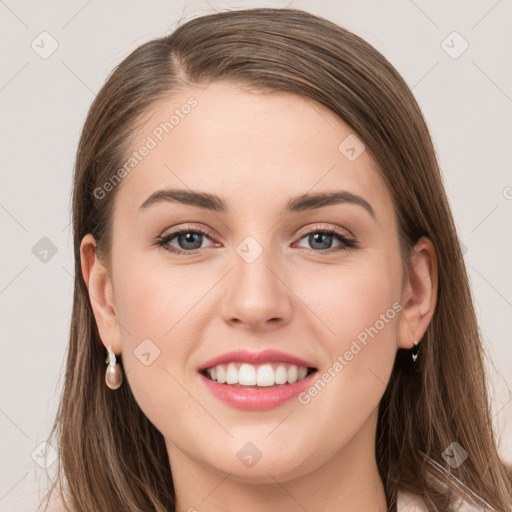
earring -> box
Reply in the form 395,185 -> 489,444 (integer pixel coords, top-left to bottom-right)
411,340 -> 420,363
105,345 -> 123,390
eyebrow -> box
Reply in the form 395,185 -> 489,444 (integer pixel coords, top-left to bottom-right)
139,188 -> 376,219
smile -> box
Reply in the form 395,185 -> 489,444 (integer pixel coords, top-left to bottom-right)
198,351 -> 319,411
202,362 -> 316,387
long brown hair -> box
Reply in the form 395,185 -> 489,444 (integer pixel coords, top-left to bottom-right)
41,7 -> 512,511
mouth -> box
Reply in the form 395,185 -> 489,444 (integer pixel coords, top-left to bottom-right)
197,348 -> 319,410
197,359 -> 319,411
200,362 -> 318,388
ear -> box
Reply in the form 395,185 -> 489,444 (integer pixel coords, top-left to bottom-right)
397,236 -> 438,350
80,234 -> 122,354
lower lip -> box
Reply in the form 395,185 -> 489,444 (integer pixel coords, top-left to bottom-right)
198,371 -> 317,411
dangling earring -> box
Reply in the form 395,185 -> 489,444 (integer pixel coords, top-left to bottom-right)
105,345 -> 123,390
411,340 -> 420,363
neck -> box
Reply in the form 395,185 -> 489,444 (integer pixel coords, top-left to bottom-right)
167,409 -> 388,512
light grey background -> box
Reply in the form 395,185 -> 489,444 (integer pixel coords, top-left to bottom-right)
1,0 -> 511,509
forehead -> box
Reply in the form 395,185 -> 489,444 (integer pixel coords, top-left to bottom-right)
111,81 -> 392,223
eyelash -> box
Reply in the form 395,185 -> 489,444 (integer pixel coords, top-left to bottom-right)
155,225 -> 358,256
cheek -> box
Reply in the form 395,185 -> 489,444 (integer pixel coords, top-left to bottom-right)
297,255 -> 401,355
338,270 -> 399,357
113,253 -> 208,343
292,255 -> 401,417
295,256 -> 400,413
111,255 -> 211,429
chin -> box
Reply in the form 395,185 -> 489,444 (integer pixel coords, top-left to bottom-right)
201,439 -> 317,484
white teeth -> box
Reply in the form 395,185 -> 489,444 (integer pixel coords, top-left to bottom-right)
226,363 -> 239,385
287,365 -> 298,383
204,362 -> 313,387
256,364 -> 274,387
216,364 -> 226,383
274,364 -> 288,384
239,363 -> 257,385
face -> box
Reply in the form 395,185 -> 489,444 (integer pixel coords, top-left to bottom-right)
89,81 -> 409,484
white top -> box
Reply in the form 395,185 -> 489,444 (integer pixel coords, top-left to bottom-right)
395,453 -> 497,511
397,489 -> 429,511
397,487 -> 493,511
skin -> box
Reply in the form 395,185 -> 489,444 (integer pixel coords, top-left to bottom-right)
81,81 -> 438,512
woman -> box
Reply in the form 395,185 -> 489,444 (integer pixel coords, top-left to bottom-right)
42,7 -> 512,512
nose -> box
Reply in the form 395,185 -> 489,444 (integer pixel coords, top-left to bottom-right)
219,242 -> 294,332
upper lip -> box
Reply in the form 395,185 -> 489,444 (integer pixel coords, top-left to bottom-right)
198,349 -> 317,371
